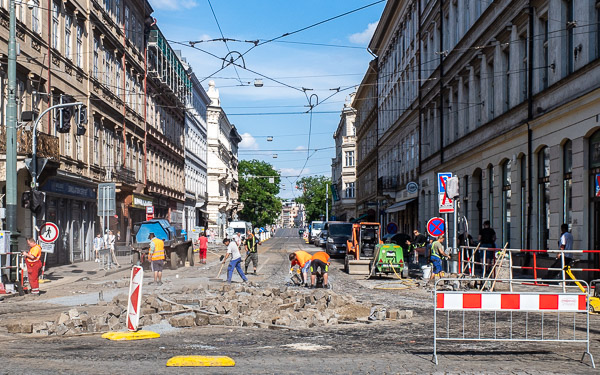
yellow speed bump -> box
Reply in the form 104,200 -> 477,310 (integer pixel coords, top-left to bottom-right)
166,356 -> 235,367
102,330 -> 160,341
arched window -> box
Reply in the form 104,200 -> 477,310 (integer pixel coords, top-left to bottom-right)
502,160 -> 512,247
520,155 -> 527,249
538,146 -> 550,249
487,164 -> 494,226
563,140 -> 572,228
590,130 -> 600,250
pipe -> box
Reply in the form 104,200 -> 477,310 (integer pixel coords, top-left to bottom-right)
439,0 -> 444,164
526,5 -> 535,251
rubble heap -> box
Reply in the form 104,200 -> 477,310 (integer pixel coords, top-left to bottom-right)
13,283 -> 413,336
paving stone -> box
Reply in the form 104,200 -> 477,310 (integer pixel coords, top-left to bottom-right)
208,315 -> 225,325
68,309 -> 80,319
57,313 -> 69,325
195,313 -> 210,326
169,313 -> 196,327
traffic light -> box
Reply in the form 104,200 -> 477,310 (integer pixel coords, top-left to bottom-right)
76,105 -> 87,136
55,95 -> 74,133
21,191 -> 32,209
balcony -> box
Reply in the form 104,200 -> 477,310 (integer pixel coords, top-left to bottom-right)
105,165 -> 137,186
377,176 -> 399,193
0,127 -> 60,161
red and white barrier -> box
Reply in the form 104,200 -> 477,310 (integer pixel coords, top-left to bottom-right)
436,292 -> 586,311
126,266 -> 144,332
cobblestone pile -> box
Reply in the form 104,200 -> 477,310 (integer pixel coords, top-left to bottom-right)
21,283 -> 412,336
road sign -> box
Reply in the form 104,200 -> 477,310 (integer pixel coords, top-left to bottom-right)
39,222 -> 59,243
437,172 -> 452,194
0,231 -> 9,254
146,206 -> 154,221
126,266 -> 144,332
439,193 -> 454,213
387,222 -> 398,235
427,217 -> 445,237
98,183 -> 116,216
406,181 -> 419,194
40,242 -> 55,254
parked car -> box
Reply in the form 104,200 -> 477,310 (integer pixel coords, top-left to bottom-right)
317,230 -> 329,247
325,222 -> 353,257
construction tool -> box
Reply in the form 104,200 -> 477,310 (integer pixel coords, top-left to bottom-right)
479,243 -> 508,291
210,257 -> 226,281
463,244 -> 480,275
564,265 -> 600,313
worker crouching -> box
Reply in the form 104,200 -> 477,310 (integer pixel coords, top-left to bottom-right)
289,250 -> 312,287
310,251 -> 330,289
22,238 -> 42,295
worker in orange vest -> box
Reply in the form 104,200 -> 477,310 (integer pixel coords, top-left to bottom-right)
148,233 -> 165,286
310,251 -> 330,289
22,237 -> 42,295
289,250 -> 312,287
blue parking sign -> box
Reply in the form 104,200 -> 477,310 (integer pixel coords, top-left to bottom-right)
437,172 -> 452,194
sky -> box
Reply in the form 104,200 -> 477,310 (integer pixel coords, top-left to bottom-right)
148,0 -> 386,199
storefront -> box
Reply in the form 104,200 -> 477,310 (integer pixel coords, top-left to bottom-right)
124,193 -> 154,245
41,178 -> 97,265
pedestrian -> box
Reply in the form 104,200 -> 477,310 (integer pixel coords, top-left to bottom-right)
548,223 -> 575,279
105,230 -> 120,267
289,250 -> 312,287
234,232 -> 242,247
309,251 -> 330,289
93,233 -> 103,262
408,229 -> 427,265
477,220 -> 497,275
148,232 -> 165,285
22,238 -> 42,295
208,229 -> 215,244
222,237 -> 248,284
428,235 -> 449,285
244,229 -> 260,274
198,231 -> 208,264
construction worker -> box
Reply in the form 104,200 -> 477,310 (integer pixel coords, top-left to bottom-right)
197,231 -> 208,264
289,250 -> 312,287
244,229 -> 260,274
310,251 -> 330,289
148,233 -> 165,285
222,238 -> 248,284
407,229 -> 427,265
428,234 -> 449,284
22,238 -> 42,295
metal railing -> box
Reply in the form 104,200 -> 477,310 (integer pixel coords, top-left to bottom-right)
433,278 -> 595,368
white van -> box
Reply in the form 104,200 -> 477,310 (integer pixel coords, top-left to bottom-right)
228,221 -> 252,240
310,221 -> 325,242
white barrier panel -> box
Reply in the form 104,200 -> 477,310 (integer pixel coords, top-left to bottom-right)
126,266 -> 144,332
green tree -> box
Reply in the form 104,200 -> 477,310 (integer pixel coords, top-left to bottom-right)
238,160 -> 282,228
295,176 -> 330,222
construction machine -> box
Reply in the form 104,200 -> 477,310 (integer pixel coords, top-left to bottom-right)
563,265 -> 600,313
345,223 -> 408,278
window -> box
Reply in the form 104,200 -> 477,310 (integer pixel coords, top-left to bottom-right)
52,2 -> 59,50
104,0 -> 111,14
64,130 -> 71,157
487,164 -> 494,227
131,13 -> 136,46
345,151 -> 354,167
463,175 -> 469,227
502,160 -> 512,247
76,23 -> 82,67
520,156 -> 527,249
75,131 -> 83,161
538,147 -> 550,249
31,0 -> 40,34
124,6 -> 129,39
563,140 -> 572,228
65,14 -> 72,60
93,37 -> 99,79
345,182 -> 355,199
93,121 -> 100,165
104,50 -> 111,87
115,58 -> 121,96
115,0 -> 120,24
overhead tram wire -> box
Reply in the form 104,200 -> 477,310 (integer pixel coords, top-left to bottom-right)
206,0 -> 244,86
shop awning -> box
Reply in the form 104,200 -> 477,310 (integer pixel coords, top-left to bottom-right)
386,198 -> 416,213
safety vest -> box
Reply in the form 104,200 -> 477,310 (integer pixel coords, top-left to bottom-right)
311,251 -> 330,265
150,238 -> 165,261
245,235 -> 257,253
27,244 -> 42,266
431,241 -> 442,259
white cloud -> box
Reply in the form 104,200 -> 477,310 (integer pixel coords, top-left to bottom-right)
239,132 -> 259,150
295,145 -> 307,151
279,167 -> 309,177
349,21 -> 378,44
198,33 -> 212,42
150,0 -> 198,11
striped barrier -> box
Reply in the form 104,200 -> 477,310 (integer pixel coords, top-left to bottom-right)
432,278 -> 595,368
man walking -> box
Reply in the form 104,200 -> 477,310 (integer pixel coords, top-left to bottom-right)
244,230 -> 260,274
548,224 -> 575,279
222,238 -> 248,283
148,233 -> 165,285
22,238 -> 42,295
93,233 -> 103,262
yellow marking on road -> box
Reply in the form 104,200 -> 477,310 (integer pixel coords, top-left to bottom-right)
166,356 -> 235,367
101,330 -> 160,341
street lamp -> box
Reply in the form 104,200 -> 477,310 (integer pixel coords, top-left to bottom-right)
267,136 -> 273,142
254,79 -> 263,87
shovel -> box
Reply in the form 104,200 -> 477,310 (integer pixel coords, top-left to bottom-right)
209,256 -> 226,281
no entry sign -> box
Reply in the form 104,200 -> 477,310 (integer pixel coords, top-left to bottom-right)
427,217 -> 445,237
127,266 -> 144,332
39,222 -> 59,243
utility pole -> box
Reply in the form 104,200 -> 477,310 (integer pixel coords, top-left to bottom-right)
6,0 -> 19,259
325,183 -> 329,222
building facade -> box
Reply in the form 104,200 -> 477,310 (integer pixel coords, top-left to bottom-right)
331,94 -> 357,221
181,58 -> 209,233
359,0 -> 600,259
0,0 -> 199,267
205,81 -> 242,238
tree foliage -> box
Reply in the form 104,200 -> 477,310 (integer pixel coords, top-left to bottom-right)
238,160 -> 282,228
295,175 -> 330,223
